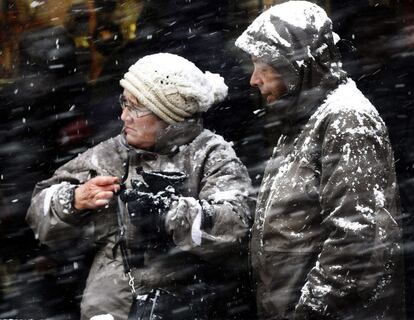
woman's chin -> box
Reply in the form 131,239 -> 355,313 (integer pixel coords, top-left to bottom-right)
126,135 -> 153,150
125,134 -> 137,146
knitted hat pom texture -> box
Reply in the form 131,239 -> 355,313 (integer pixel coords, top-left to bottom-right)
120,53 -> 228,123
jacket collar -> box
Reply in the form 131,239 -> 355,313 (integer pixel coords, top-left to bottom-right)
119,119 -> 203,157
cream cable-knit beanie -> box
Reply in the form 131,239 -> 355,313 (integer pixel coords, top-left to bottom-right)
120,53 -> 228,124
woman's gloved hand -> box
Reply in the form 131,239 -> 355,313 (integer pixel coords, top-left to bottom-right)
119,171 -> 187,238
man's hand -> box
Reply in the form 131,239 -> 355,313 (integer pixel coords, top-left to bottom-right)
74,176 -> 120,211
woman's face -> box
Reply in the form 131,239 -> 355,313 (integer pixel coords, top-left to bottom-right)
120,89 -> 168,149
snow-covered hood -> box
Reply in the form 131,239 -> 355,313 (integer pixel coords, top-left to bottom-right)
236,1 -> 347,125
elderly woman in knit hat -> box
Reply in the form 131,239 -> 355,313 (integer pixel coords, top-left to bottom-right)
26,53 -> 252,320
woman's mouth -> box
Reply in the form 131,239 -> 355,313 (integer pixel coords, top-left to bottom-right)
124,127 -> 135,133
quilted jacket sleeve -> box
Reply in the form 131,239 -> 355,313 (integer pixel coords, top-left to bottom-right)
165,135 -> 253,260
26,147 -> 101,248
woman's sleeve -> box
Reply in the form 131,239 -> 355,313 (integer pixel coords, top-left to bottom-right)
164,139 -> 253,260
26,153 -> 95,248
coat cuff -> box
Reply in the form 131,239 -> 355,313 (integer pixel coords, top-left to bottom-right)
51,182 -> 89,225
165,197 -> 213,248
200,200 -> 214,230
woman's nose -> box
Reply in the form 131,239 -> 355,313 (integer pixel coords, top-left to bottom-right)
120,108 -> 131,123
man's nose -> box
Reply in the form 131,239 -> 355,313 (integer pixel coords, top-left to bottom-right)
250,70 -> 262,87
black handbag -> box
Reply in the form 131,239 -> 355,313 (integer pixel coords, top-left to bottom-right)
128,288 -> 195,320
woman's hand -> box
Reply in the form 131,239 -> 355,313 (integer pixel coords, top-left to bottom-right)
74,176 -> 120,211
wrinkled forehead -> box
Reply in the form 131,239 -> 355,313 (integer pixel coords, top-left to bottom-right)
122,89 -> 143,105
121,90 -> 153,113
251,56 -> 275,69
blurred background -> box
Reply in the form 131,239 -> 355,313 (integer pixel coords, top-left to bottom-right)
0,0 -> 413,318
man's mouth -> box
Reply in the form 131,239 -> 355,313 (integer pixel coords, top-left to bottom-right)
258,89 -> 275,104
266,94 -> 277,104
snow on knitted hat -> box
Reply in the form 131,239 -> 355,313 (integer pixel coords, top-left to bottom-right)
120,53 -> 228,124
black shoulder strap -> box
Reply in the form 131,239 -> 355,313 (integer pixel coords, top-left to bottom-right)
113,149 -> 133,274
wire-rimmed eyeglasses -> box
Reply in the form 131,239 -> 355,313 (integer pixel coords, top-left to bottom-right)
119,94 -> 152,118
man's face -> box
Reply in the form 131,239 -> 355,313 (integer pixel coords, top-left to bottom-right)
250,58 -> 287,104
120,89 -> 168,149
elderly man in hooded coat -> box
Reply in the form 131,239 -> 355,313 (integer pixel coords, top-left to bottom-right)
235,1 -> 405,319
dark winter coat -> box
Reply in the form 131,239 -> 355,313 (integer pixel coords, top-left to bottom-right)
251,79 -> 404,320
236,2 -> 404,319
26,122 -> 252,319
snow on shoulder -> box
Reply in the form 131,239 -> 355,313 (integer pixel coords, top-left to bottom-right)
322,79 -> 377,114
312,79 -> 384,131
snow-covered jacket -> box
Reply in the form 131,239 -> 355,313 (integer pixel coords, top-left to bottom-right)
236,2 -> 404,319
26,122 -> 252,319
250,80 -> 404,320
